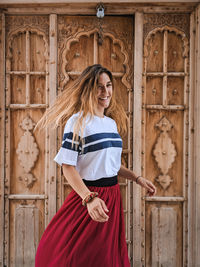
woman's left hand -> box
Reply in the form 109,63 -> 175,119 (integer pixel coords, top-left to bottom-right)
136,177 -> 156,196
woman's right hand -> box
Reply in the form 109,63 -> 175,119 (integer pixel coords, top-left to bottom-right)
86,197 -> 109,223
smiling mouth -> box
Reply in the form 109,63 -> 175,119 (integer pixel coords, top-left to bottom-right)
99,97 -> 109,100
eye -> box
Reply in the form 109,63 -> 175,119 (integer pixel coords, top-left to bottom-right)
97,85 -> 103,90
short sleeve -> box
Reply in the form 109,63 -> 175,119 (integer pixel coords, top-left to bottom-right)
54,115 -> 80,166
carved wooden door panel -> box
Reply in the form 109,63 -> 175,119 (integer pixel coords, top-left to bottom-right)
3,16 -> 50,267
1,14 -> 134,267
57,15 -> 134,261
142,14 -> 190,267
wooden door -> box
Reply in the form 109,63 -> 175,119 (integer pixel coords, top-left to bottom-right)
56,15 -> 134,261
2,15 -> 50,267
142,14 -> 190,267
1,14 -> 134,266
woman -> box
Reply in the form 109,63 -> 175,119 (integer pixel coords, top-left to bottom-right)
35,64 -> 156,267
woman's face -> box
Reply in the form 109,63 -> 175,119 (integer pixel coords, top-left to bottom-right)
95,72 -> 113,112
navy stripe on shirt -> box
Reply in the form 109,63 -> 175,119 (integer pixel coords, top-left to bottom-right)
62,140 -> 80,152
81,140 -> 122,154
83,132 -> 121,144
63,132 -> 121,143
62,132 -> 122,154
63,132 -> 79,141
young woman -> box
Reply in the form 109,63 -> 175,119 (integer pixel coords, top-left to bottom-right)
35,64 -> 156,267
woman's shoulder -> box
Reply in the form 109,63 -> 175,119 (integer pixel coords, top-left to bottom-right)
64,113 -> 79,131
104,115 -> 116,123
89,114 -> 116,126
64,113 -> 117,134
85,115 -> 118,135
104,115 -> 117,128
68,112 -> 81,122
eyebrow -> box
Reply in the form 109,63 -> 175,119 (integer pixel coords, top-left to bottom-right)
98,81 -> 112,85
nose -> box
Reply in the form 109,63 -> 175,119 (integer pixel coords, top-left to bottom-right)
101,85 -> 108,93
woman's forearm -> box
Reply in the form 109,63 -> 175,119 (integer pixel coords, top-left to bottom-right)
62,164 -> 109,221
118,165 -> 138,182
62,164 -> 91,200
118,165 -> 156,196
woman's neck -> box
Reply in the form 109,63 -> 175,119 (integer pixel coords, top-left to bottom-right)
94,107 -> 104,118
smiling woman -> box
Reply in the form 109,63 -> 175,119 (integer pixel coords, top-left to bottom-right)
34,64 -> 156,267
95,72 -> 113,116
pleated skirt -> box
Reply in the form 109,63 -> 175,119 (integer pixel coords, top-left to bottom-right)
35,182 -> 130,267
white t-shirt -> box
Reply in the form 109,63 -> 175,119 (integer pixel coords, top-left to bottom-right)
54,113 -> 122,181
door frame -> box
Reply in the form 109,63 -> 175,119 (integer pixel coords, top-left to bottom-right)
132,11 -> 143,266
188,5 -> 200,266
0,12 -> 6,267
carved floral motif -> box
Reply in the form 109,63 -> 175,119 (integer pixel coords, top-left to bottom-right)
153,116 -> 177,190
58,16 -> 133,89
58,16 -> 133,47
144,13 -> 190,40
16,116 -> 39,188
58,16 -> 133,91
5,15 -> 49,36
59,29 -> 131,90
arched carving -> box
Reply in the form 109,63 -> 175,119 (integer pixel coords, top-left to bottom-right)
105,31 -> 130,89
144,26 -> 189,60
59,28 -> 131,89
7,27 -> 49,61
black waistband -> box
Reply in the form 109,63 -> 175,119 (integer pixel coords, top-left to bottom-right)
83,176 -> 118,187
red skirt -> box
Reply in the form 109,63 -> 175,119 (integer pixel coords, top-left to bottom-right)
35,183 -> 130,267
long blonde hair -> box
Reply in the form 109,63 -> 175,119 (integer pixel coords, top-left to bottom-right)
35,64 -> 128,140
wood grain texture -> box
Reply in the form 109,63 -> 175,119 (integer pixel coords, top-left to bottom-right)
9,200 -> 44,267
48,14 -> 57,223
145,203 -> 183,267
0,0 -> 199,4
14,205 -> 39,267
133,12 -> 143,266
188,10 -> 196,267
0,5 -> 195,16
151,207 -> 177,267
193,4 -> 200,265
167,32 -> 185,72
0,13 -> 5,267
